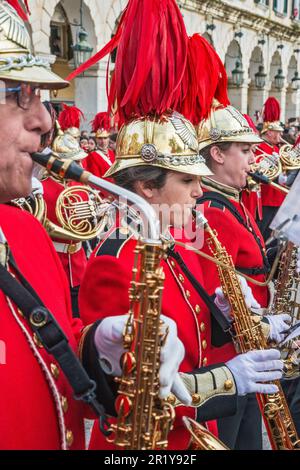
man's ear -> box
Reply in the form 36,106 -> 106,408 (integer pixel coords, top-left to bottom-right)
135,180 -> 154,200
210,145 -> 225,164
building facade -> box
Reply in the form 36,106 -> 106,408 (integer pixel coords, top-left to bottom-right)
30,0 -> 300,129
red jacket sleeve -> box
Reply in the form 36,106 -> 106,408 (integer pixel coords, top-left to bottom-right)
79,254 -> 133,326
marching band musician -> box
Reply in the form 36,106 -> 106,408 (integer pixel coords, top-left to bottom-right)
0,0 -> 94,449
72,0 -> 284,451
82,112 -> 115,178
58,103 -> 85,142
41,123 -> 89,317
0,0 -> 190,449
173,33 -> 292,451
196,102 -> 291,449
254,97 -> 286,240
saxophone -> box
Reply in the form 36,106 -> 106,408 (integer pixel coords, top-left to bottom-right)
269,241 -> 300,378
195,211 -> 300,450
271,241 -> 300,318
110,240 -> 176,450
31,150 -> 177,450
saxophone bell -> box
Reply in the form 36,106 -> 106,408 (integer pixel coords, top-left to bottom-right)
182,417 -> 229,450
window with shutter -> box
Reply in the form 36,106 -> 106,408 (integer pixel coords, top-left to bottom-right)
254,0 -> 269,6
292,0 -> 300,19
273,0 -> 288,14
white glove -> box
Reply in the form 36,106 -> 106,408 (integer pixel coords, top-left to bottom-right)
265,314 -> 292,343
278,173 -> 288,186
31,177 -> 44,196
94,314 -> 192,405
214,275 -> 261,321
226,349 -> 283,395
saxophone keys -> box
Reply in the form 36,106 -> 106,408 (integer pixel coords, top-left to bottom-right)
115,395 -> 132,418
121,352 -> 136,374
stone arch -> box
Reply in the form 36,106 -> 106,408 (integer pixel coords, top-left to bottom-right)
287,55 -> 298,84
225,39 -> 244,111
225,39 -> 243,82
216,27 -> 234,63
247,46 -> 266,120
30,0 -> 104,54
269,50 -> 286,120
104,0 -> 127,43
248,46 -> 265,84
269,50 -> 283,91
286,54 -> 299,121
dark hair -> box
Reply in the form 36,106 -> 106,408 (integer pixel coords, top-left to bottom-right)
109,132 -> 118,143
41,101 -> 57,148
114,166 -> 169,193
200,142 -> 232,168
80,137 -> 88,142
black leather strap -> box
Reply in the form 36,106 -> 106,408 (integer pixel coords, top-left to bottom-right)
167,247 -> 232,333
0,250 -> 108,429
198,192 -> 270,276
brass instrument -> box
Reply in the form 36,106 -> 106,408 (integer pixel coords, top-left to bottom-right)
269,241 -> 300,378
247,171 -> 289,195
251,147 -> 282,181
32,151 -> 177,450
10,193 -> 47,224
194,210 -> 300,450
183,417 -> 229,450
279,144 -> 300,171
45,185 -> 110,242
110,240 -> 176,450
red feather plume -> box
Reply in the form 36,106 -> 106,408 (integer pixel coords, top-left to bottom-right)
5,0 -> 29,21
109,0 -> 188,124
58,104 -> 85,131
67,0 -> 188,125
263,97 -> 281,122
243,114 -> 258,133
91,112 -> 110,133
179,34 -> 230,124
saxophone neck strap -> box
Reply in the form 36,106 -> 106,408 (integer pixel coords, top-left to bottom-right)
167,247 -> 232,333
198,192 -> 270,275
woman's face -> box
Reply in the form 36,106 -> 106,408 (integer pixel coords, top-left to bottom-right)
80,138 -> 89,152
137,171 -> 203,229
213,143 -> 256,190
89,139 -> 96,151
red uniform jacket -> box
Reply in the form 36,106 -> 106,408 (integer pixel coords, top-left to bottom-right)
79,225 -> 219,450
199,178 -> 269,363
241,187 -> 262,221
42,177 -> 87,287
82,149 -> 115,179
0,205 -> 86,449
255,142 -> 286,208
